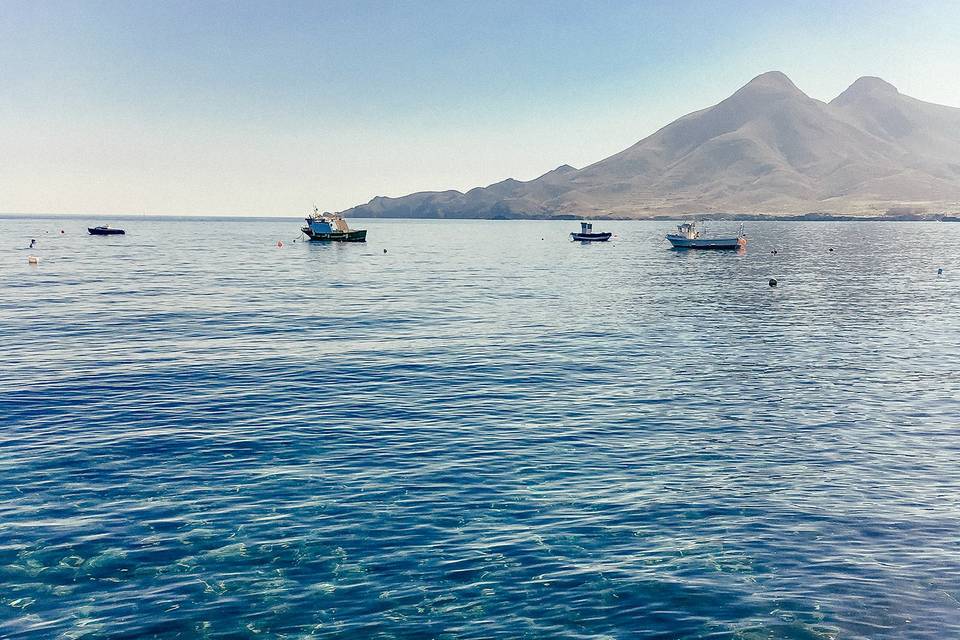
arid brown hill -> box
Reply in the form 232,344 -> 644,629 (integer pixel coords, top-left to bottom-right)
340,72 -> 960,218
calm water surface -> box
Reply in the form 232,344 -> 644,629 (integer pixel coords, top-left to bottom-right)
1,217 -> 959,639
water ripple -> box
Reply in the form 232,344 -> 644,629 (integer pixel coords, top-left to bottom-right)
1,218 -> 959,638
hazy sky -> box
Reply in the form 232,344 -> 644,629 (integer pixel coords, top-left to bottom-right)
2,0 -> 959,216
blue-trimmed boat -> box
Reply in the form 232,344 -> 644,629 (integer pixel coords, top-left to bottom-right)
302,208 -> 367,242
570,222 -> 612,242
666,222 -> 745,250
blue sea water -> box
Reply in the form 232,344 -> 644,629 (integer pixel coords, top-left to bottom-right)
1,216 -> 959,639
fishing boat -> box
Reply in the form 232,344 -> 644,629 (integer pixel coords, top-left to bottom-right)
666,222 -> 745,250
88,225 -> 125,235
301,208 -> 367,242
570,222 -> 612,242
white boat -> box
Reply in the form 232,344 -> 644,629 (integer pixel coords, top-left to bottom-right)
666,222 -> 745,250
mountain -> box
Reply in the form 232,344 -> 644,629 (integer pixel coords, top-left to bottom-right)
340,72 -> 960,219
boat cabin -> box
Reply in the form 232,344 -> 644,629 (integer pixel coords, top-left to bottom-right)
306,212 -> 352,235
675,222 -> 700,239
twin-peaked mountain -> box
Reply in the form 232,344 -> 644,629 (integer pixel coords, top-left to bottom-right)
340,72 -> 960,218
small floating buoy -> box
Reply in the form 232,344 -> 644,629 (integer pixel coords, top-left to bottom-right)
829,248 -> 834,252
29,239 -> 36,248
60,229 -> 65,234
383,249 -> 387,254
27,255 -> 40,265
768,278 -> 777,287
277,240 -> 284,248
938,268 -> 943,276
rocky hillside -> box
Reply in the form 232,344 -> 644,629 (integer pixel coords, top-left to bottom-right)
340,72 -> 960,218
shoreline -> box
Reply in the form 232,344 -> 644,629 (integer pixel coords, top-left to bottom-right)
2,212 -> 957,223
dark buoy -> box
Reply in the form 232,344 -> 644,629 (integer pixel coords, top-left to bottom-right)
938,268 -> 943,276
829,247 -> 834,252
769,278 -> 778,287
383,248 -> 387,254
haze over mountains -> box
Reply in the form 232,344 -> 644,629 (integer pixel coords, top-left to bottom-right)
340,72 -> 960,219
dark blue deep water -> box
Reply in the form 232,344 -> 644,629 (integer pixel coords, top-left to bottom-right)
2,217 -> 959,639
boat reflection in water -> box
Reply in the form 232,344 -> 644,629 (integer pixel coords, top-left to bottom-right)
666,221 -> 745,250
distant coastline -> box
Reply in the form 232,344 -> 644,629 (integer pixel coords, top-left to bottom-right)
355,209 -> 960,222
0,213 -> 304,222
556,211 -> 960,222
358,212 -> 960,222
2,211 -> 957,222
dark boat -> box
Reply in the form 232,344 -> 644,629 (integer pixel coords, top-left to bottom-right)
570,222 -> 612,242
301,208 -> 367,242
88,225 -> 125,235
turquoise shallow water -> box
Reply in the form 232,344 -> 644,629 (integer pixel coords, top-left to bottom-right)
1,217 -> 959,639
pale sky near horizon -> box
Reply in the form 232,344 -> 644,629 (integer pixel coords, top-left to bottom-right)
2,0 -> 959,216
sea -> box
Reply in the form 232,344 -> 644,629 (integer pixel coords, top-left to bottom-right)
1,216 -> 958,639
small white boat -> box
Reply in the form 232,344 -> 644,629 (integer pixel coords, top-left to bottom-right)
570,222 -> 612,242
666,222 -> 745,250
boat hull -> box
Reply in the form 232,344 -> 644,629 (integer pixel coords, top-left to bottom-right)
88,227 -> 125,235
571,232 -> 612,242
667,235 -> 744,250
301,227 -> 367,242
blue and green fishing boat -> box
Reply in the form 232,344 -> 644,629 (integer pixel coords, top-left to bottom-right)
302,207 -> 367,242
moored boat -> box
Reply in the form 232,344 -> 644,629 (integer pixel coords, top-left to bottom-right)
88,225 -> 125,235
301,208 -> 367,242
570,222 -> 612,242
666,222 -> 745,250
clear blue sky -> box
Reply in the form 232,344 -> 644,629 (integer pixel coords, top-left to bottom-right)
2,0 -> 958,215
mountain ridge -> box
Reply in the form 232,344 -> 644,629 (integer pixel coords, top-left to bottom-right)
340,72 -> 960,219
